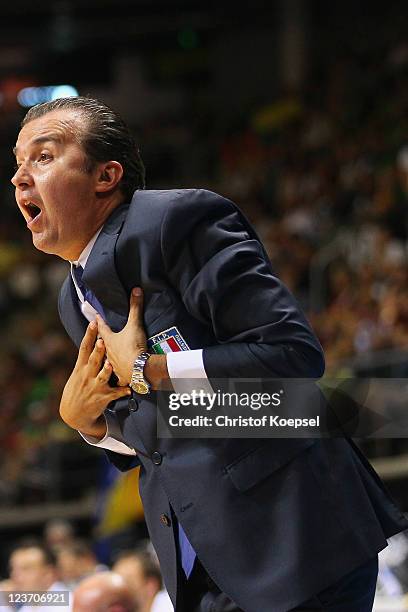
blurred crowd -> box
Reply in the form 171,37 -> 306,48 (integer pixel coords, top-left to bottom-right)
213,44 -> 408,372
0,519 -> 173,611
2,519 -> 408,612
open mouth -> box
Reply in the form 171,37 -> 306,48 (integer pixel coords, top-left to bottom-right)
25,202 -> 42,221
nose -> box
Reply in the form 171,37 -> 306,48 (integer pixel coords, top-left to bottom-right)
11,164 -> 33,189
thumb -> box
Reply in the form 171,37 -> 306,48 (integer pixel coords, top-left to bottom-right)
96,314 -> 112,339
127,287 -> 144,326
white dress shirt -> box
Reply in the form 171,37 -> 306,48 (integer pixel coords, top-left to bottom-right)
18,581 -> 70,612
151,589 -> 174,612
70,228 -> 213,456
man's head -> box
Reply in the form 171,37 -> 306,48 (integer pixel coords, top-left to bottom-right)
73,571 -> 135,612
56,539 -> 99,585
112,550 -> 162,612
44,518 -> 75,551
12,96 -> 145,261
9,543 -> 57,591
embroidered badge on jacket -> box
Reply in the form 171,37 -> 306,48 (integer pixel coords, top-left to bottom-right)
148,326 -> 190,353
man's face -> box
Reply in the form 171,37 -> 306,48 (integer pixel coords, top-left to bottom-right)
113,558 -> 152,608
12,109 -> 102,261
10,548 -> 54,591
57,550 -> 80,582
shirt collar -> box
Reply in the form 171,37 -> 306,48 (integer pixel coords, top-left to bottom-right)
71,226 -> 103,269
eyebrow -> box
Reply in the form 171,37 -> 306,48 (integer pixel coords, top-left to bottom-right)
13,134 -> 63,157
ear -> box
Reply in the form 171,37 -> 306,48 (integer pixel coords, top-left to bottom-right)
146,577 -> 160,599
95,161 -> 124,193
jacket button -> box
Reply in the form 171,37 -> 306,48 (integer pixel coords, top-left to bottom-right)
160,513 -> 171,527
152,451 -> 162,465
128,398 -> 139,412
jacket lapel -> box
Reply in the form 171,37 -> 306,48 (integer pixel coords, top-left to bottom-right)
59,276 -> 88,347
82,203 -> 132,332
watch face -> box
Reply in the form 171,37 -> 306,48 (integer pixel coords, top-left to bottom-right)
133,381 -> 150,394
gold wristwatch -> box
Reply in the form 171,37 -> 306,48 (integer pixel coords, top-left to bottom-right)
130,351 -> 151,394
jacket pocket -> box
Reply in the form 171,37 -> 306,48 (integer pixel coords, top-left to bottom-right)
224,438 -> 317,492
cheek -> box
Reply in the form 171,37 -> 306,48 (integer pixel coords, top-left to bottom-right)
38,166 -> 80,197
37,173 -> 62,208
37,168 -> 94,227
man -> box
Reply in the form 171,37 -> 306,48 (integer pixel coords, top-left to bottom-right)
113,549 -> 173,612
8,542 -> 67,612
44,519 -> 76,554
56,540 -> 108,589
12,96 -> 408,612
72,571 -> 134,612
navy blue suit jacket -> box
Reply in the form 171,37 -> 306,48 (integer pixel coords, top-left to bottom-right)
59,189 -> 408,612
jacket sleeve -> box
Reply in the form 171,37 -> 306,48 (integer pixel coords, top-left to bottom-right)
104,451 -> 140,472
161,189 -> 325,380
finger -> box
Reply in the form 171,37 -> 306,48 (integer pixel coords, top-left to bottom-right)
88,338 -> 106,374
96,314 -> 112,341
115,373 -> 134,387
97,359 -> 114,383
127,287 -> 144,326
77,321 -> 98,366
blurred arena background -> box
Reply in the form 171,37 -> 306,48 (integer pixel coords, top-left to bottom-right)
2,0 -> 408,609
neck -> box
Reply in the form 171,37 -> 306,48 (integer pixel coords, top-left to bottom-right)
141,599 -> 154,612
62,228 -> 103,263
63,193 -> 125,261
91,191 -> 125,233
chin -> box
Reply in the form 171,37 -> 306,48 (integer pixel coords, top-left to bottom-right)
31,234 -> 59,257
32,231 -> 78,261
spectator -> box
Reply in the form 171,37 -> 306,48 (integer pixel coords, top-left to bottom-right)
56,540 -> 108,588
8,542 -> 67,612
44,519 -> 75,553
72,571 -> 134,612
113,550 -> 173,612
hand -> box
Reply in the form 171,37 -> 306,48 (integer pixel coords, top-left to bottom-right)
96,287 -> 148,386
96,287 -> 171,390
60,321 -> 131,438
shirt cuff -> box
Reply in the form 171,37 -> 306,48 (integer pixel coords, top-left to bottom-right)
79,411 -> 136,456
166,349 -> 214,395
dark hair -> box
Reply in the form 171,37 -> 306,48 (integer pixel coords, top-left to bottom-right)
10,539 -> 57,567
56,539 -> 95,559
21,96 -> 145,201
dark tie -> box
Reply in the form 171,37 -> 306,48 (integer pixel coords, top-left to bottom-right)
72,265 -> 106,319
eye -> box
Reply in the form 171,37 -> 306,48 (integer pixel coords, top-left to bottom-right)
38,152 -> 52,163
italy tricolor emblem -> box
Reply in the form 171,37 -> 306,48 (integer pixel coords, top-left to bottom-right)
148,326 -> 190,354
